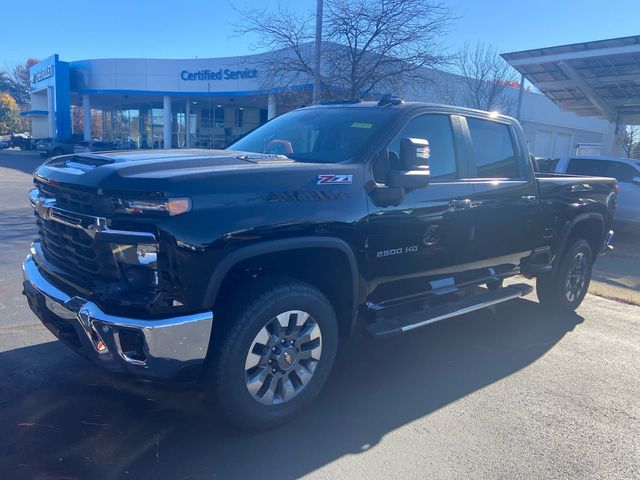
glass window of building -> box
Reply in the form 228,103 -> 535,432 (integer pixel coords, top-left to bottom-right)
215,106 -> 224,128
236,108 -> 244,128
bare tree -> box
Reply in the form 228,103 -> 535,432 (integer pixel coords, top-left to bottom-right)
233,0 -> 454,101
323,0 -> 453,98
442,42 -> 518,114
622,125 -> 640,157
232,4 -> 315,94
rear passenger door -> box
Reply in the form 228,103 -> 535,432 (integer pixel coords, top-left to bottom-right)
462,116 -> 539,277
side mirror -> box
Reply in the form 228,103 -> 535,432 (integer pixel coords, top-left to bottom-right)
632,177 -> 640,186
387,137 -> 430,189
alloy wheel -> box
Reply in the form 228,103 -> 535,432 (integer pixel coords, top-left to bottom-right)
244,310 -> 322,406
565,251 -> 588,303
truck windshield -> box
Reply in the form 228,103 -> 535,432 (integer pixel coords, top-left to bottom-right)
228,107 -> 395,163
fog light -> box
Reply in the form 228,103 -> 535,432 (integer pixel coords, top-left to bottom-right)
118,328 -> 146,362
122,264 -> 158,290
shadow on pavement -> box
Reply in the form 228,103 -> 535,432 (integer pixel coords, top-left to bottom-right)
0,207 -> 37,251
0,150 -> 45,176
0,298 -> 583,480
590,223 -> 640,302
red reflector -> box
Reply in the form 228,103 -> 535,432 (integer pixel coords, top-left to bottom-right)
96,341 -> 106,352
614,183 -> 620,195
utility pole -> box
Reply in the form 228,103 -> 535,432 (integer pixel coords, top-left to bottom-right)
312,0 -> 324,104
516,73 -> 525,120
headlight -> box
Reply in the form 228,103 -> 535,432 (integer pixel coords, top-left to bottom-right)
113,197 -> 191,216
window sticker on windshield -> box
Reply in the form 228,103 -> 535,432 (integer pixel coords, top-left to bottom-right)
351,122 -> 373,129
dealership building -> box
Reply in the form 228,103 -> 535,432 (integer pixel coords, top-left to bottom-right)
25,48 -> 613,157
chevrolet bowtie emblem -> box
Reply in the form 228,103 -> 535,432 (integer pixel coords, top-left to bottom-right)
283,352 -> 293,365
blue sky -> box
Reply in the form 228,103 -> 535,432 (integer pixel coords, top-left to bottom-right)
1,0 -> 638,67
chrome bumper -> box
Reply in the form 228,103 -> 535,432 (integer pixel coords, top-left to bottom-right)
22,255 -> 213,380
601,229 -> 614,254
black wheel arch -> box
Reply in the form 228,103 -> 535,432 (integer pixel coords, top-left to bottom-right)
552,213 -> 604,271
204,237 -> 363,338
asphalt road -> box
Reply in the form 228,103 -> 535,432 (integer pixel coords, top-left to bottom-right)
0,150 -> 638,480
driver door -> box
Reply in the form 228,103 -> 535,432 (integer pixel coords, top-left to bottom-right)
365,113 -> 478,307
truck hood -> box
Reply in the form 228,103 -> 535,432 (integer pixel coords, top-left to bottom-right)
34,149 -> 308,190
33,149 -> 359,199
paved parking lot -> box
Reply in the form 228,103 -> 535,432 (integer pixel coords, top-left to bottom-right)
0,150 -> 638,479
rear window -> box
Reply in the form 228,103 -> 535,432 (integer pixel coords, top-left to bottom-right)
607,161 -> 638,182
566,158 -> 640,181
566,159 -> 608,176
467,117 -> 520,179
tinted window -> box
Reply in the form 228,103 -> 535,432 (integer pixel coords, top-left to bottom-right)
388,114 -> 457,180
607,161 -> 638,182
467,118 -> 520,178
535,157 -> 559,173
566,159 -> 608,176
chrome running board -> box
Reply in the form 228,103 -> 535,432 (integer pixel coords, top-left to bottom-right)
366,283 -> 533,337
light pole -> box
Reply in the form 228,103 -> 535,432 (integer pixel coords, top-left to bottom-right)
312,0 -> 324,104
516,73 -> 525,120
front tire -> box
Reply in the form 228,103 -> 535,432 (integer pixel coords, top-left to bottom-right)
537,239 -> 593,312
207,277 -> 339,429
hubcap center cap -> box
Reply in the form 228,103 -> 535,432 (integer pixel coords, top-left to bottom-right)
276,347 -> 298,370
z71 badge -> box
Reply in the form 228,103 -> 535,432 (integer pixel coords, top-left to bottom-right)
317,174 -> 353,185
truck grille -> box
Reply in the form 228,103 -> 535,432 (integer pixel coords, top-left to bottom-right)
36,213 -> 121,281
35,179 -> 97,215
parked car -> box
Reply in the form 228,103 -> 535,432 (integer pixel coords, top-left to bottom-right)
36,138 -> 77,157
556,156 -> 640,226
74,140 -> 118,153
23,100 -> 616,429
75,139 -> 138,153
11,134 -> 35,151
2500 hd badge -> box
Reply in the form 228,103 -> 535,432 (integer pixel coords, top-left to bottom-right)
377,245 -> 419,258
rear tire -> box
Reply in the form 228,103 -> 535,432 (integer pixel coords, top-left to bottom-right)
537,239 -> 593,312
206,277 -> 339,430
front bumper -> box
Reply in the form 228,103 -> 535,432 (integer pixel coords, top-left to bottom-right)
23,255 -> 213,380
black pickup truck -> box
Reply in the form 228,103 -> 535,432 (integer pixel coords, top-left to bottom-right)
23,100 -> 616,428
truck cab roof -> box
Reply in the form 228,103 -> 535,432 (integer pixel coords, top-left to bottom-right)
305,100 -> 517,123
